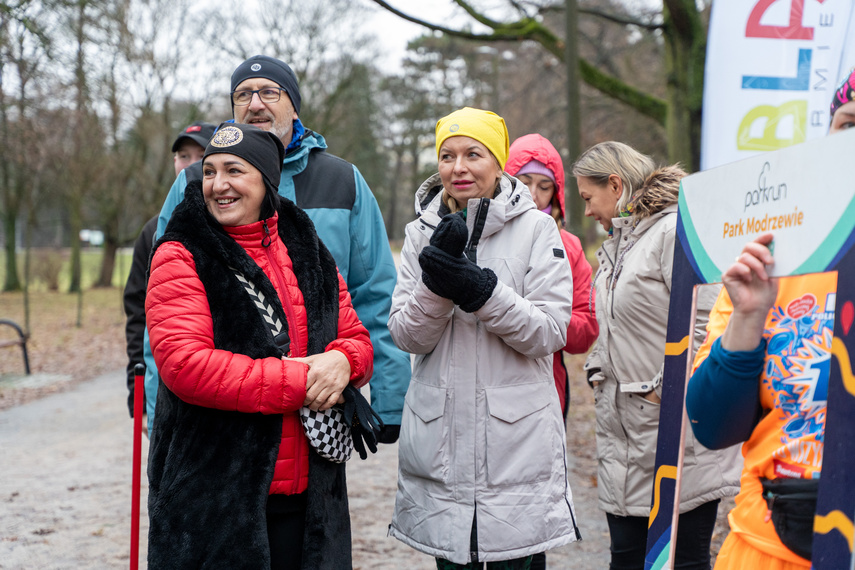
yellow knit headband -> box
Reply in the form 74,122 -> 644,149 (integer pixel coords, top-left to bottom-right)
435,107 -> 509,169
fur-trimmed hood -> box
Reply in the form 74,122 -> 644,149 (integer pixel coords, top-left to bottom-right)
627,165 -> 686,220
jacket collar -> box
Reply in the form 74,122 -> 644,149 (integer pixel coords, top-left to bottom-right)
609,203 -> 678,240
414,173 -> 537,239
281,128 -> 326,174
600,203 -> 678,267
222,214 -> 280,249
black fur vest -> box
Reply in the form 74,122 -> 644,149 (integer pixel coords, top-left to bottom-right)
147,180 -> 352,569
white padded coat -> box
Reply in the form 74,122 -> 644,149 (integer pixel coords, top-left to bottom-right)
388,173 -> 580,564
585,206 -> 742,518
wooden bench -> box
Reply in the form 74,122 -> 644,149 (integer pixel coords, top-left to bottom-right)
0,319 -> 30,374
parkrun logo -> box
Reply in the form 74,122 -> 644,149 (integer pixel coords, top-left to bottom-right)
745,162 -> 787,212
722,161 -> 805,239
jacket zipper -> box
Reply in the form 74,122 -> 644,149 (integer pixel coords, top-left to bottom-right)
606,223 -> 640,320
464,197 -> 490,263
601,242 -> 617,320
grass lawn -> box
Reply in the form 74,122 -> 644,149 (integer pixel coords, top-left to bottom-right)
0,248 -> 134,292
0,250 -> 129,409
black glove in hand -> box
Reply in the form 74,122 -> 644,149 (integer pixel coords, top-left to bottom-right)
342,385 -> 384,460
430,212 -> 468,256
418,212 -> 496,311
418,245 -> 497,312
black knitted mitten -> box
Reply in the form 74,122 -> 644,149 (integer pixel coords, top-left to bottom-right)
418,245 -> 497,312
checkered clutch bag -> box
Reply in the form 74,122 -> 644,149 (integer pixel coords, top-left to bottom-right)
298,406 -> 353,463
232,267 -> 353,463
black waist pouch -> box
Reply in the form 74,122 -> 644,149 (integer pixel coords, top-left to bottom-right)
760,477 -> 818,560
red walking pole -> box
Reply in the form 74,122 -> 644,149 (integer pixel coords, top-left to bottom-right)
130,364 -> 145,570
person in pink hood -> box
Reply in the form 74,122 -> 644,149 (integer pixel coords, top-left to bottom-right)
506,134 -> 598,418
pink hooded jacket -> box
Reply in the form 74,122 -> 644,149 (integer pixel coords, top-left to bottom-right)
506,134 -> 598,415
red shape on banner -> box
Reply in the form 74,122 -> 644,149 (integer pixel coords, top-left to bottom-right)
786,294 -> 817,319
842,301 -> 854,336
746,0 -> 814,40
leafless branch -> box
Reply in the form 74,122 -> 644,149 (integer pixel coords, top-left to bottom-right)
578,6 -> 661,31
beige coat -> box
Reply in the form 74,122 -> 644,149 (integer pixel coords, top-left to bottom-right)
388,173 -> 580,564
585,205 -> 742,517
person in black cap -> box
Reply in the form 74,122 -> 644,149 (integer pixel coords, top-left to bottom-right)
122,121 -> 215,425
145,55 -> 411,444
171,121 -> 217,174
145,122 -> 373,569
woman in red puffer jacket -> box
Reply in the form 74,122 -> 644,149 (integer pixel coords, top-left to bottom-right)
146,123 -> 372,570
505,133 -> 598,418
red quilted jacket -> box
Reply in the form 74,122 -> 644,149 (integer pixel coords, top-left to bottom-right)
506,134 -> 598,414
147,213 -> 372,495
554,228 -> 598,413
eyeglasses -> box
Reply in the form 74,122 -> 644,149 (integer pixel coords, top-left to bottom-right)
231,87 -> 287,106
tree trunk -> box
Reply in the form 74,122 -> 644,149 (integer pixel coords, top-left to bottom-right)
387,147 -> 405,241
663,0 -> 706,172
68,202 -> 82,293
69,0 -> 87,295
3,212 -> 20,291
23,211 -> 32,334
94,218 -> 119,288
0,56 -> 21,293
95,239 -> 117,288
564,0 -> 584,241
408,141 -> 422,206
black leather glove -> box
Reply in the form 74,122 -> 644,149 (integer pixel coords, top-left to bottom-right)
342,385 -> 384,460
419,245 -> 498,313
377,424 -> 400,444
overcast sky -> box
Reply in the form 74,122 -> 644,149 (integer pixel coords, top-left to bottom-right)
365,0 -> 464,70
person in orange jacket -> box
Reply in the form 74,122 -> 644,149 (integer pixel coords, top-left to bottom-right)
686,67 -> 855,568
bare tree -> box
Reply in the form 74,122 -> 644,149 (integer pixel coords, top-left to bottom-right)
0,0 -> 53,292
374,32 -> 507,237
56,0 -> 110,296
369,0 -> 709,171
70,0 -> 202,289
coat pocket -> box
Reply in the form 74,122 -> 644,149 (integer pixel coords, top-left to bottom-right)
485,384 -> 556,487
399,381 -> 449,483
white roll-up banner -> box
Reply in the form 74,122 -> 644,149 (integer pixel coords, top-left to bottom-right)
701,0 -> 855,171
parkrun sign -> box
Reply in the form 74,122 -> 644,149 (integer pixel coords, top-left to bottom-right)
680,128 -> 855,281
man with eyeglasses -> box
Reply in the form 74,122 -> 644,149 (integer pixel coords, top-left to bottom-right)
142,55 -> 410,447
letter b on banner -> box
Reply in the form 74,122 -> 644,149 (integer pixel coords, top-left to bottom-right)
737,100 -> 807,151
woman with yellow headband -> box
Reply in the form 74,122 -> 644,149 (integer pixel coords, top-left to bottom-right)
388,107 -> 581,568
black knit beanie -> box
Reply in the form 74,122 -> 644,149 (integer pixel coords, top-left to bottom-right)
230,55 -> 302,115
204,123 -> 285,219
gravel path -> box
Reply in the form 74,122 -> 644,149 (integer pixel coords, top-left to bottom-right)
0,368 -> 611,569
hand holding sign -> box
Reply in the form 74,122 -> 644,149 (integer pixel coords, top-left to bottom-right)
720,233 -> 780,351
